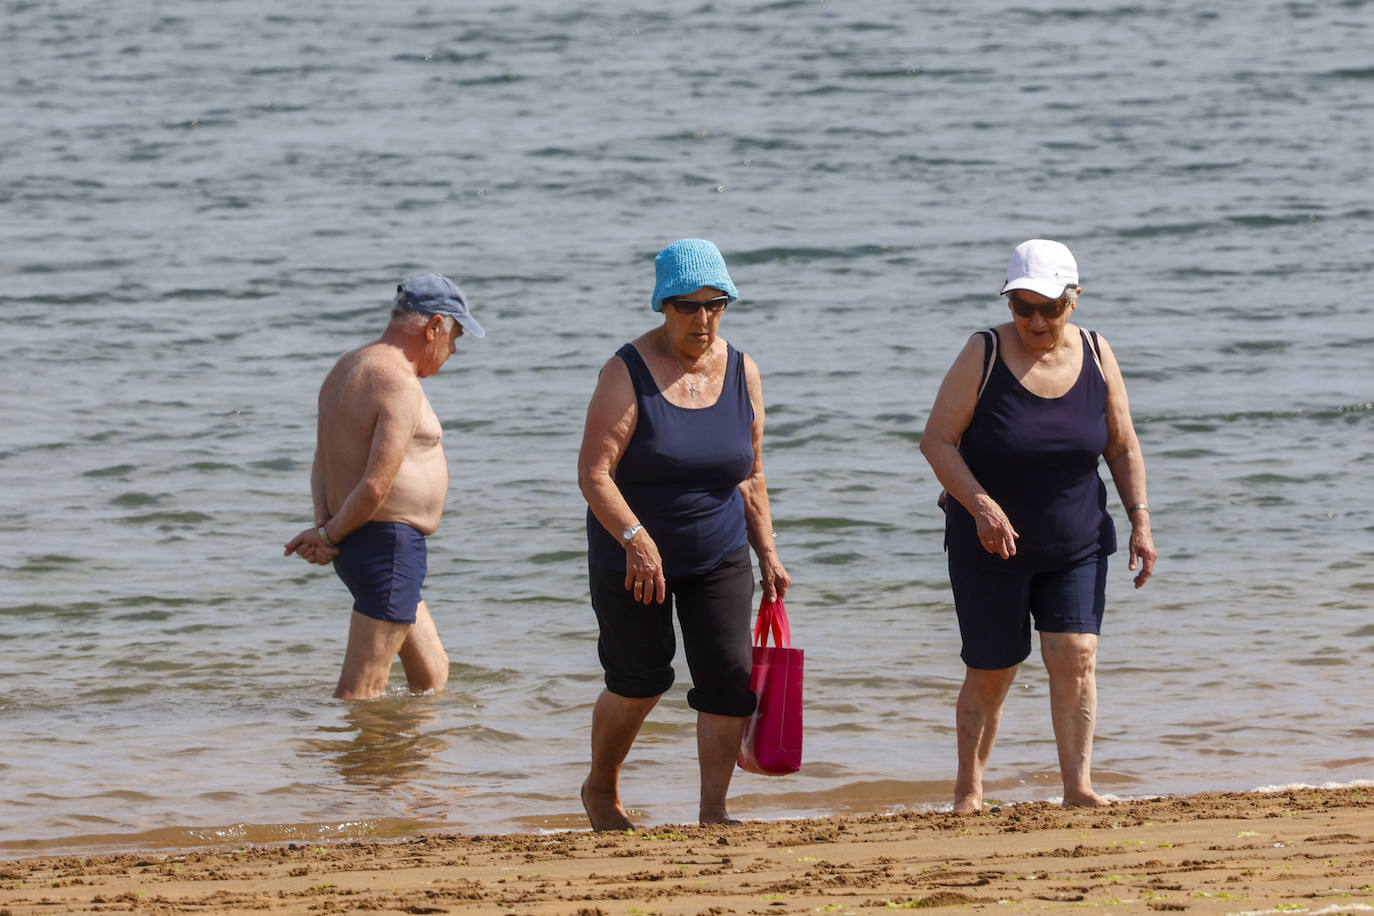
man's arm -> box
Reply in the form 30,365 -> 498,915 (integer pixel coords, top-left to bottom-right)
320,373 -> 423,544
286,369 -> 422,563
284,447 -> 338,564
311,447 -> 329,528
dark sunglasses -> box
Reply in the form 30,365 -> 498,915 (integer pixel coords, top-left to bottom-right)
664,296 -> 730,315
1008,293 -> 1071,320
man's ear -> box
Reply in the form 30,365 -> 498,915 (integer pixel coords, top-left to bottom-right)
426,314 -> 446,339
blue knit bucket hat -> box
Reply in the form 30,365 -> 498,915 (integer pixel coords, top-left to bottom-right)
650,239 -> 739,311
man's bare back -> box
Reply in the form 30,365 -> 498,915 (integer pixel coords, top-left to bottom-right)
317,343 -> 449,536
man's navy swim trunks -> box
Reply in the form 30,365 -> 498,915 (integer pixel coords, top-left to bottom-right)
332,521 -> 427,624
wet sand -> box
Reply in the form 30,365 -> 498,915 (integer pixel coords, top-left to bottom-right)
1,787 -> 1370,915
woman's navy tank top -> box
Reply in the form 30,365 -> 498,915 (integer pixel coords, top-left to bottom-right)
945,328 -> 1117,572
586,342 -> 754,576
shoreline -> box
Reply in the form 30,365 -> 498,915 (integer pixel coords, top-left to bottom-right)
2,786 -> 1371,915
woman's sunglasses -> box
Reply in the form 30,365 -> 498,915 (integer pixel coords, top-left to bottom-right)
664,296 -> 730,315
1008,293 -> 1071,320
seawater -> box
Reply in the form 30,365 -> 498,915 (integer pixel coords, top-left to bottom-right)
2,0 -> 1372,856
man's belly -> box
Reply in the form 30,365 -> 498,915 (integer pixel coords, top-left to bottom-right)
375,456 -> 449,535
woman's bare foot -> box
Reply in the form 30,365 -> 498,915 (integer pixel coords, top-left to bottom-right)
581,779 -> 634,831
699,804 -> 740,826
1063,789 -> 1113,808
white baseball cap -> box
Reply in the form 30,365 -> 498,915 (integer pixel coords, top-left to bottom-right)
1000,239 -> 1080,299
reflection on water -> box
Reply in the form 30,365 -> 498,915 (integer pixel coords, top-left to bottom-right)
300,694 -> 445,788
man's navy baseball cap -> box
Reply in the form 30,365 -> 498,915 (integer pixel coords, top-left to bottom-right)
394,273 -> 485,338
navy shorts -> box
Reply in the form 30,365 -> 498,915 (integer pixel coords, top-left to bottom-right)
588,544 -> 757,718
332,521 -> 427,624
949,554 -> 1108,670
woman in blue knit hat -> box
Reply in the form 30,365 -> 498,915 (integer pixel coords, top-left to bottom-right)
577,239 -> 791,830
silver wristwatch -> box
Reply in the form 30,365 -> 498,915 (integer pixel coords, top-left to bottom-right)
317,525 -> 336,548
621,523 -> 643,543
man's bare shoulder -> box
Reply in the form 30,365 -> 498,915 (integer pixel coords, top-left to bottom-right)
325,343 -> 419,392
319,343 -> 422,425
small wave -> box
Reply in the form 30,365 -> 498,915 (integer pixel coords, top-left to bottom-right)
82,463 -> 138,478
19,253 -> 137,275
109,491 -> 163,508
728,244 -> 899,266
0,602 -> 101,619
0,817 -> 422,859
1226,213 -> 1324,228
110,594 -> 215,609
109,610 -> 175,624
1324,66 -> 1374,81
527,550 -> 585,565
13,554 -> 81,572
1251,779 -> 1374,793
1221,340 -> 1288,353
781,516 -> 885,532
528,146 -> 579,159
181,461 -> 240,472
119,510 -> 214,525
839,67 -> 921,80
1143,405 -> 1365,427
753,0 -> 811,11
453,73 -> 525,87
1289,656 -> 1348,667
892,153 -> 998,167
792,83 -> 866,97
1116,221 -> 1215,238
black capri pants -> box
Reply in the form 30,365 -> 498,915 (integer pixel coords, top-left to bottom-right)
588,544 -> 757,718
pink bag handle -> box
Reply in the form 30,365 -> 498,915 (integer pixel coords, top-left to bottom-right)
753,597 -> 791,648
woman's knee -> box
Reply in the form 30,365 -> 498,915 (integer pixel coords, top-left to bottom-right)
605,668 -> 675,699
1041,632 -> 1097,676
960,665 -> 1018,704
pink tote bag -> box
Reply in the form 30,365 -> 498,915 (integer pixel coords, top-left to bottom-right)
737,597 -> 804,775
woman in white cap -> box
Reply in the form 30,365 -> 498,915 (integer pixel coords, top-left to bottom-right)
920,239 -> 1156,813
577,239 -> 790,830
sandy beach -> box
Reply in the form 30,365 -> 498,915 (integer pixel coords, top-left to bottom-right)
2,787 -> 1370,915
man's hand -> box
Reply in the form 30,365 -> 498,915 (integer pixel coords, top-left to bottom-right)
284,527 -> 340,565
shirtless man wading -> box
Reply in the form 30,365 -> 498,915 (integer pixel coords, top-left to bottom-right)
284,274 -> 484,700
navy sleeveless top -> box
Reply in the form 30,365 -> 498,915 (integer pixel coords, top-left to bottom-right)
945,328 -> 1117,572
586,342 -> 754,576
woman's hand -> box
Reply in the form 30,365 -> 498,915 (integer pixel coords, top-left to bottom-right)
973,495 -> 1019,559
758,553 -> 790,603
624,531 -> 666,605
1128,516 -> 1156,588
